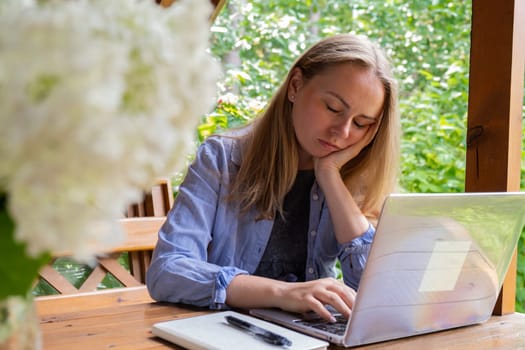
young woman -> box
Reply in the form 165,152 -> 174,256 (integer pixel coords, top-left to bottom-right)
146,34 -> 400,323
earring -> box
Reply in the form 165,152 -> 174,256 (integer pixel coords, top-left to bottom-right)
290,95 -> 295,102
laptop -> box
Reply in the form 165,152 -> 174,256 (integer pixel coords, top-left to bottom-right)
250,192 -> 525,347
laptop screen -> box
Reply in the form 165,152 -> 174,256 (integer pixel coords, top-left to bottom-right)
347,192 -> 525,346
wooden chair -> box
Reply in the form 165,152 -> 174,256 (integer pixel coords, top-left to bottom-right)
36,179 -> 173,295
125,178 -> 174,282
125,178 -> 174,218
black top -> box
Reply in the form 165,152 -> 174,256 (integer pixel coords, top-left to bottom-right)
253,170 -> 315,282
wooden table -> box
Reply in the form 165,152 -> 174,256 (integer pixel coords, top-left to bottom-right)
37,286 -> 525,350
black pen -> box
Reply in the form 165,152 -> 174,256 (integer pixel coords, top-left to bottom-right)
225,315 -> 293,347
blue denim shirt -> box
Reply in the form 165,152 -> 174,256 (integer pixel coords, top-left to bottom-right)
146,133 -> 375,309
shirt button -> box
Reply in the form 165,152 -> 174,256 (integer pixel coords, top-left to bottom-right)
310,230 -> 317,237
312,193 -> 319,201
308,267 -> 314,274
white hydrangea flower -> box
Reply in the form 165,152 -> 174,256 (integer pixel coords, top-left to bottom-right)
0,0 -> 220,260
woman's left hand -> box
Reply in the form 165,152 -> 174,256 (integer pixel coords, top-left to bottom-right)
315,122 -> 380,176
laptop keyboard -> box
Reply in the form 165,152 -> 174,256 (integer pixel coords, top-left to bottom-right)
294,314 -> 348,336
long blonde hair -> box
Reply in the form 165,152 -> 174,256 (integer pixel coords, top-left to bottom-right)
229,34 -> 400,222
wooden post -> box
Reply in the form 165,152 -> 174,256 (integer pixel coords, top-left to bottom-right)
466,0 -> 525,315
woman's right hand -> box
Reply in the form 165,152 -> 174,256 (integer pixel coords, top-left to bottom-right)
274,277 -> 356,322
226,275 -> 356,322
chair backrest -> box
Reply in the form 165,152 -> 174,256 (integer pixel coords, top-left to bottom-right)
36,180 -> 172,296
124,178 -> 173,283
126,178 -> 174,218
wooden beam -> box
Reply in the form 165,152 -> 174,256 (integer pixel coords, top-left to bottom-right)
36,286 -> 153,317
466,0 -> 525,314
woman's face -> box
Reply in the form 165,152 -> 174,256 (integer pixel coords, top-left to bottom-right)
287,63 -> 385,169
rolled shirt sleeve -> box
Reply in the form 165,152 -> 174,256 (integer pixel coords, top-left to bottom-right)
338,223 -> 375,290
146,136 -> 249,309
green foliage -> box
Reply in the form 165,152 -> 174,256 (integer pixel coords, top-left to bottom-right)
209,0 -> 474,194
1,195 -> 51,299
519,227 -> 525,312
208,0 -> 525,310
518,97 -> 525,312
32,253 -> 130,296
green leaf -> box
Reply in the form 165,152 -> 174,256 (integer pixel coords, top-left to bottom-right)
26,74 -> 60,103
0,195 -> 50,300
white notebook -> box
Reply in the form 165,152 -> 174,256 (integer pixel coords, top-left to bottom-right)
152,310 -> 328,350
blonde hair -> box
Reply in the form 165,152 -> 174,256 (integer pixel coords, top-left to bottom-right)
229,34 -> 400,222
